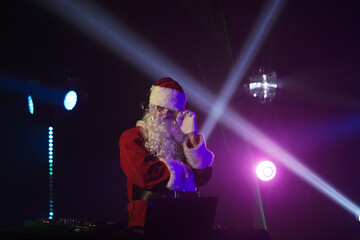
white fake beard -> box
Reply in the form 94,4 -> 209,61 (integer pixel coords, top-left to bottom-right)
143,111 -> 185,163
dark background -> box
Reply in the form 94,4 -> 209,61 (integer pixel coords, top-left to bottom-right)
1,0 -> 360,239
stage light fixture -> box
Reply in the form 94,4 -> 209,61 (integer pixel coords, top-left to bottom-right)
256,160 -> 276,181
27,95 -> 34,115
248,68 -> 277,103
64,90 -> 77,111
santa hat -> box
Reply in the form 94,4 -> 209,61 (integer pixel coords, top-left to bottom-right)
149,77 -> 187,111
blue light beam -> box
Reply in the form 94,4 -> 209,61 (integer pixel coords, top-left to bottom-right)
201,0 -> 286,138
0,75 -> 68,107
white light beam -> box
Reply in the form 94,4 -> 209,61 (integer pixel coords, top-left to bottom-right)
39,0 -> 360,219
201,0 -> 286,138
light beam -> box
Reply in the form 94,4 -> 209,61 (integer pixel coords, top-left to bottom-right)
0,75 -> 70,107
221,107 -> 360,216
39,0 -> 360,219
201,0 -> 286,138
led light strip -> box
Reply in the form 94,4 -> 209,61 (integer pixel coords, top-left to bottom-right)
48,126 -> 54,219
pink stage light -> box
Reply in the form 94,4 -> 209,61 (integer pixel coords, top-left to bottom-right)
256,161 -> 276,181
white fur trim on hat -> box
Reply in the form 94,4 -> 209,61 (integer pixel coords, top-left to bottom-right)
183,134 -> 214,170
149,85 -> 187,111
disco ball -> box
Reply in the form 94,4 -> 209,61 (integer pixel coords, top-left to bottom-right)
248,68 -> 277,103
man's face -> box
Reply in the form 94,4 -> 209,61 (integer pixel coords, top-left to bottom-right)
154,106 -> 178,120
143,105 -> 185,161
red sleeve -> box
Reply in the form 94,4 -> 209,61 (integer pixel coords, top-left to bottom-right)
193,167 -> 212,187
119,127 -> 170,191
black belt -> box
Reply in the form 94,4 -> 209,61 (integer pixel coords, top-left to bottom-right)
133,185 -> 199,201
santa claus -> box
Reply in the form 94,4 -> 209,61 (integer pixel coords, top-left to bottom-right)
119,77 -> 214,228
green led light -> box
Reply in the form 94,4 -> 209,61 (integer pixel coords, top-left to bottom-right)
49,172 -> 53,175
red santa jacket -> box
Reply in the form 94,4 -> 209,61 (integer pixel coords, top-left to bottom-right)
119,126 -> 214,227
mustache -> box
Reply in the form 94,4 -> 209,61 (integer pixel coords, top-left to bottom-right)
143,111 -> 185,162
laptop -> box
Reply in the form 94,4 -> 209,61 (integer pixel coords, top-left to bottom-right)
144,197 -> 218,237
